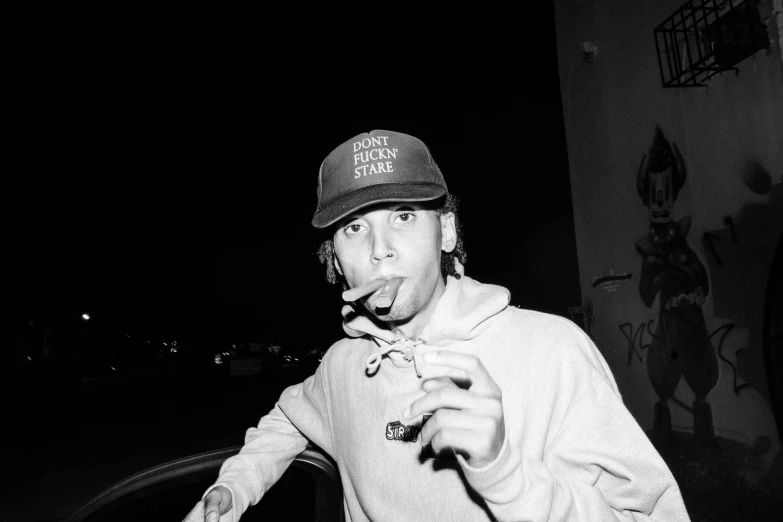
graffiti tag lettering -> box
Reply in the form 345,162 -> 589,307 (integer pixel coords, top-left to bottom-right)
618,320 -> 657,365
710,322 -> 750,395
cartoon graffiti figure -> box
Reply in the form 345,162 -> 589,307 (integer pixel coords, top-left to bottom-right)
635,126 -> 719,445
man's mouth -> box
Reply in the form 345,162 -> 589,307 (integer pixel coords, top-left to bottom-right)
342,279 -> 386,302
342,277 -> 404,309
373,278 -> 404,308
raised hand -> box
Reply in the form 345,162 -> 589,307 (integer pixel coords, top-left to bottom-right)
403,351 -> 505,469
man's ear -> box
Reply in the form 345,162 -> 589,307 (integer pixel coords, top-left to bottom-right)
333,251 -> 343,276
439,212 -> 457,253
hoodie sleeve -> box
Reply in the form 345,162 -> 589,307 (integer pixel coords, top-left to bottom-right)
203,360 -> 335,522
458,375 -> 689,521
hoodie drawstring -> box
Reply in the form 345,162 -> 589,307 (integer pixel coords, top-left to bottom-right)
366,338 -> 425,377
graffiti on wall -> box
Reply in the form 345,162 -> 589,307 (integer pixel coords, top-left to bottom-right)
634,126 -> 719,445
618,319 -> 655,366
700,162 -> 783,446
630,129 -> 782,476
592,269 -> 632,293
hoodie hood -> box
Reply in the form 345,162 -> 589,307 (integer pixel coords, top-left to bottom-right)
341,274 -> 510,377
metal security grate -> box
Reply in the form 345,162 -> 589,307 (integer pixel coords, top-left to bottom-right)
654,0 -> 770,87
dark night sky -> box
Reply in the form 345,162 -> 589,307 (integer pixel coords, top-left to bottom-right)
9,12 -> 576,355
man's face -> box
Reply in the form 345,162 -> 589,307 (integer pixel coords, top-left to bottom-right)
333,202 -> 456,324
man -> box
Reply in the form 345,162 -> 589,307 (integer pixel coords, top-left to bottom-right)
185,130 -> 689,521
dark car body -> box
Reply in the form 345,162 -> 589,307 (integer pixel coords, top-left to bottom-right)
66,445 -> 343,522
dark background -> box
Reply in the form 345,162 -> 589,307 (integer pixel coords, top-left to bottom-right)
7,4 -> 781,519
7,43 -> 578,375
4,6 -> 582,519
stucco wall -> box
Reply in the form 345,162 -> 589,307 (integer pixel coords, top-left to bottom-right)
554,0 -> 782,469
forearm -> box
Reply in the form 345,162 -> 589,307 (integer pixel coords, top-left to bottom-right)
460,438 -> 686,521
204,367 -> 334,521
460,380 -> 689,522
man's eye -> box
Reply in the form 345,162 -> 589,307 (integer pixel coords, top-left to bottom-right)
344,223 -> 364,234
395,212 -> 415,223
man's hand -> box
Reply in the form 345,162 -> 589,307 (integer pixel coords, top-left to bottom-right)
403,351 -> 505,469
182,485 -> 232,522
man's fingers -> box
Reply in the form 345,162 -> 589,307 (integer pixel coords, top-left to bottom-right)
421,376 -> 458,393
404,386 -> 499,421
420,408 -> 482,445
404,386 -> 473,420
205,504 -> 220,522
204,486 -> 232,522
422,351 -> 501,397
428,427 -> 479,459
421,409 -> 505,468
204,493 -> 221,522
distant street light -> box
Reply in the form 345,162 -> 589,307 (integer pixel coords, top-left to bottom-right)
82,314 -> 90,321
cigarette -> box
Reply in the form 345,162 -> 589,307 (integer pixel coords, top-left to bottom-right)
373,278 -> 403,308
342,279 -> 386,302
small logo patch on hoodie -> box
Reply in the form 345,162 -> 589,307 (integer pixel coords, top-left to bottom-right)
385,420 -> 420,442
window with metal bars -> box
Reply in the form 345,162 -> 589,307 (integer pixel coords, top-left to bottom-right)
654,0 -> 770,87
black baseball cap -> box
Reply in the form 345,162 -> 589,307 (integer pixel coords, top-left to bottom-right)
312,130 -> 449,228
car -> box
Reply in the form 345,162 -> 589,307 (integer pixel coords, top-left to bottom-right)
66,444 -> 343,522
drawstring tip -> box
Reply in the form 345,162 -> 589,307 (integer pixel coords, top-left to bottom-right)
412,350 -> 424,378
366,338 -> 425,377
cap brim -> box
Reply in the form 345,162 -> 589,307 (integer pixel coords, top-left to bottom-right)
312,183 -> 448,228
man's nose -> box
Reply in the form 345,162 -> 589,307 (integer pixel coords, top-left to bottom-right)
370,228 -> 395,263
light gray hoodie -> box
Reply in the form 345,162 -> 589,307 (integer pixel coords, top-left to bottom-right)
207,275 -> 689,521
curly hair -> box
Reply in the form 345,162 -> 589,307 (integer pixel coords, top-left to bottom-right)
315,194 -> 466,286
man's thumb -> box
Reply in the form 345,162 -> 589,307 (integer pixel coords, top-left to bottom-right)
204,486 -> 232,521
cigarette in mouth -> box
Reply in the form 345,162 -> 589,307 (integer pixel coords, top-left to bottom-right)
341,277 -> 404,308
342,279 -> 386,303
373,278 -> 403,308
